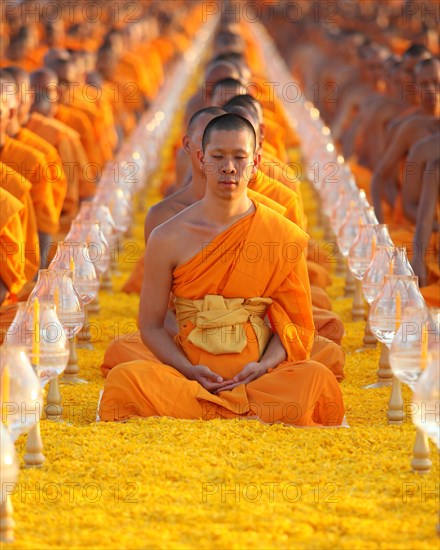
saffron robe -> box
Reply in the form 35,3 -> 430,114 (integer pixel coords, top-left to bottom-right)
0,137 -> 60,234
0,162 -> 39,280
100,203 -> 344,426
14,128 -> 67,223
0,188 -> 26,301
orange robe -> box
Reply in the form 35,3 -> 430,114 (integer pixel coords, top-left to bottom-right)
122,188 -> 287,295
56,104 -> 104,169
100,203 -> 344,425
0,162 -> 39,280
27,113 -> 95,213
68,87 -> 114,163
249,169 -> 305,229
100,329 -> 345,382
421,283 -> 440,307
0,188 -> 26,302
14,128 -> 67,223
0,137 -> 60,234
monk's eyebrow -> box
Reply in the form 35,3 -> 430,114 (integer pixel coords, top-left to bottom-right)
210,147 -> 249,154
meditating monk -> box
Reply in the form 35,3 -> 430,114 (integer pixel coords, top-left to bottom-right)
0,187 -> 26,305
29,68 -> 96,210
0,161 -> 39,282
0,78 -> 60,264
100,114 -> 344,425
109,108 -> 345,380
2,67 -> 68,233
410,155 -> 440,290
210,78 -> 247,108
402,134 -> 440,227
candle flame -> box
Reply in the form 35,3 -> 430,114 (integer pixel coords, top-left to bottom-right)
421,323 -> 428,370
395,291 -> 401,331
33,297 -> 40,366
371,235 -> 377,258
54,287 -> 59,311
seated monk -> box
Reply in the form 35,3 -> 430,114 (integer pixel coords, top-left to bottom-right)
100,114 -> 345,425
370,57 -> 440,222
29,68 -> 96,207
2,67 -> 67,239
403,134 -> 440,227
0,187 -> 26,305
0,162 -> 39,282
0,78 -> 60,264
108,109 -> 345,380
411,157 -> 440,293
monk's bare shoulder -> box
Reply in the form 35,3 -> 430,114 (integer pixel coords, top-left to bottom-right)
149,201 -> 202,243
144,186 -> 195,240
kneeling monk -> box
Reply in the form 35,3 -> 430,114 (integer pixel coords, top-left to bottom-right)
100,114 -> 344,426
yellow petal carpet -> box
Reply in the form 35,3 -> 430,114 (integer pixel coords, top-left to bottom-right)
6,156 -> 439,548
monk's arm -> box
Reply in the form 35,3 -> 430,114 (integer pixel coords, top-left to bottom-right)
259,332 -> 287,371
411,158 -> 440,286
371,122 -> 410,222
139,230 -> 193,375
0,279 -> 8,305
401,136 -> 438,223
143,206 -> 162,244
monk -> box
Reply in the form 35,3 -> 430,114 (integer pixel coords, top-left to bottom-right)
371,117 -> 439,222
3,67 -> 68,232
108,109 -> 344,380
411,156 -> 440,290
0,78 -> 60,264
210,78 -> 248,108
0,161 -> 39,282
0,187 -> 26,305
403,134 -> 440,226
28,68 -> 92,220
100,114 -> 344,425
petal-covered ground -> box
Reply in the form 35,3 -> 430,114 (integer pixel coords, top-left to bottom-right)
7,169 -> 439,550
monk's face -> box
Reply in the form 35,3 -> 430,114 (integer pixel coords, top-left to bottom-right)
17,76 -> 34,123
97,51 -> 117,80
199,128 -> 257,200
415,63 -> 440,113
0,92 -> 10,134
400,54 -> 430,89
185,114 -> 218,173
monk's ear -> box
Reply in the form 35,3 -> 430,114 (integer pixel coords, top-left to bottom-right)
259,123 -> 265,141
182,135 -> 190,154
197,148 -> 205,171
252,151 -> 261,174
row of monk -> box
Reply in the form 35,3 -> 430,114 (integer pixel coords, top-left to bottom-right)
1,2 -> 437,426
0,1 -> 204,306
265,6 -> 439,300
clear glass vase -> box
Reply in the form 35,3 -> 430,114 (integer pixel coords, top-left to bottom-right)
1,345 -> 42,442
363,246 -> 414,305
369,275 -> 427,348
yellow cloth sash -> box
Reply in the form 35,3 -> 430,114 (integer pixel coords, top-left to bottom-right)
174,295 -> 273,357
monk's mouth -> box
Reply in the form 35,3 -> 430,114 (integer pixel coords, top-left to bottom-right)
219,181 -> 238,185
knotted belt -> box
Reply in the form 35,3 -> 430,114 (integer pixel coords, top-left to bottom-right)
174,295 -> 273,357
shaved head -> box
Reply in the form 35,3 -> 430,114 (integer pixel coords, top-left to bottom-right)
211,78 -> 247,107
187,107 -> 226,136
202,113 -> 256,153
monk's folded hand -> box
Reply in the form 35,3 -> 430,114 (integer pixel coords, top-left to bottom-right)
189,365 -> 234,393
213,362 -> 268,394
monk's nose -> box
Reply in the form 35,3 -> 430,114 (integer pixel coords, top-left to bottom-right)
222,158 -> 236,173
